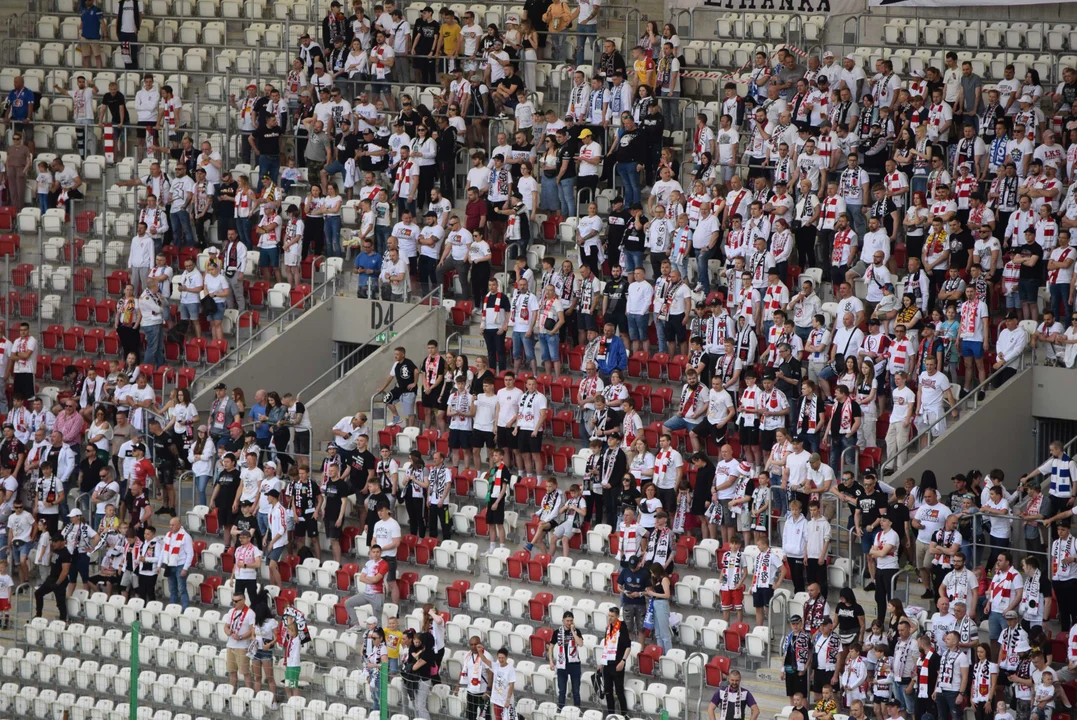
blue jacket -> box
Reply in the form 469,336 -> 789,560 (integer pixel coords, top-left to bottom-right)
597,335 -> 628,376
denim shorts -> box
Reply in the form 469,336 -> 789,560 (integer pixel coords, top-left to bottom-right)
180,302 -> 200,320
512,331 -> 535,360
537,333 -> 560,362
267,545 -> 285,562
209,301 -> 226,321
1018,279 -> 1039,303
627,313 -> 649,341
11,541 -> 32,563
1005,291 -> 1021,309
259,246 -> 280,268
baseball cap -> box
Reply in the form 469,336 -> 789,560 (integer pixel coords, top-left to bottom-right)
1004,610 -> 1018,619
228,422 -> 243,430
822,50 -> 834,58
1019,94 -> 1034,103
214,382 -> 227,390
68,509 -> 82,518
790,615 -> 803,623
579,128 -> 593,138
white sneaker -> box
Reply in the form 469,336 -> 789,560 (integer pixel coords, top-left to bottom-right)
693,283 -> 703,293
391,416 -> 403,426
271,702 -> 279,710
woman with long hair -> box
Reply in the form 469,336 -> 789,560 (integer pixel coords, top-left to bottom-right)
895,293 -> 924,346
971,642 -> 998,720
400,450 -> 428,536
903,190 -> 930,262
404,631 -> 433,720
633,83 -> 655,124
251,597 -> 279,700
122,352 -> 141,385
266,391 -> 292,471
303,183 -> 325,257
856,359 -> 879,448
519,19 -> 538,90
539,135 -> 561,213
639,20 -> 659,59
834,586 -> 866,666
114,284 -> 142,362
322,182 -> 344,258
420,602 -> 446,674
165,387 -> 198,455
365,626 -> 389,711
884,598 -> 910,652
86,407 -> 113,464
188,424 -> 216,506
646,562 -> 673,651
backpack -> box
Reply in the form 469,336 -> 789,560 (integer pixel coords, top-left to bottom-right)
590,667 -> 604,700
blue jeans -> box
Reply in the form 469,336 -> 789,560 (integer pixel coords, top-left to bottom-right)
236,216 -> 252,245
892,677 -> 915,714
627,313 -> 648,341
936,689 -> 961,720
652,598 -> 672,651
576,24 -> 596,66
847,203 -> 865,239
195,474 -> 211,506
557,662 -> 582,709
655,318 -> 668,353
324,215 -> 342,257
829,433 -> 857,477
624,250 -> 643,274
770,482 -> 788,516
143,323 -> 164,367
512,331 -> 536,361
541,175 -> 560,212
616,162 -> 641,207
696,246 -> 715,293
38,193 -> 48,214
1050,283 -> 1072,320
257,511 -> 269,538
258,154 -> 281,183
660,91 -> 681,130
558,177 -> 576,218
663,416 -> 699,432
375,225 -> 390,255
171,209 -> 195,247
537,333 -> 560,362
166,565 -> 189,609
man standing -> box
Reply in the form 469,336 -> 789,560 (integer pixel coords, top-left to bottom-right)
221,228 -> 248,312
34,534 -> 72,621
224,591 -> 256,690
600,606 -> 632,716
549,610 -> 584,711
6,323 -> 36,403
160,516 -> 193,609
706,671 -> 760,720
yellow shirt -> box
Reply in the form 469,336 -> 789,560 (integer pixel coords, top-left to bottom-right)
634,57 -> 656,89
385,629 -> 405,659
543,2 -> 573,33
440,23 -> 461,56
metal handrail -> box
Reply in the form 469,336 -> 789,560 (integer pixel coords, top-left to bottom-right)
890,567 -> 912,605
189,272 -> 340,396
687,651 -> 708,720
11,582 -> 31,641
880,349 -> 1034,476
298,284 -> 442,405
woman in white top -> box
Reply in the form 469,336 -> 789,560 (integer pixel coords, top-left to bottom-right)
203,262 -> 230,341
344,39 -> 369,96
1064,313 -> 1077,368
165,387 -> 199,452
577,202 -> 605,274
303,184 -> 326,256
903,191 -> 930,260
188,425 -> 216,506
661,24 -> 680,54
251,604 -> 279,698
519,19 -> 539,92
468,228 -> 493,307
537,284 -> 565,378
837,355 -> 860,395
86,407 -> 113,463
628,437 -> 656,484
322,184 -> 345,259
637,481 -> 662,531
235,175 -> 255,245
855,359 -> 879,449
517,161 -> 539,217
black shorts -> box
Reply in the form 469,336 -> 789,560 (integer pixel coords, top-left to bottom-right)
614,312 -> 628,335
811,668 -> 834,695
384,555 -> 398,582
738,422 -> 760,445
449,429 -> 471,449
517,430 -> 543,453
692,418 -> 726,442
578,312 -> 598,332
496,426 -> 516,449
760,429 -> 777,452
216,504 -> 234,528
472,430 -> 495,449
324,520 -> 343,539
486,497 -> 506,524
295,516 -> 319,538
665,314 -> 687,342
421,390 -> 444,409
785,671 -> 809,699
158,464 -> 176,486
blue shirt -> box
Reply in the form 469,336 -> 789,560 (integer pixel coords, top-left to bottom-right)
7,88 -> 33,122
618,567 -> 647,606
81,5 -> 104,39
354,251 -> 382,288
248,403 -> 270,440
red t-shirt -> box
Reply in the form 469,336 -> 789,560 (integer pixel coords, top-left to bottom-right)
363,558 -> 390,594
132,458 -> 156,485
465,199 -> 486,232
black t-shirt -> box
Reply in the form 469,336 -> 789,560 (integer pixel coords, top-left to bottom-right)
413,18 -> 439,54
622,215 -> 648,253
639,110 -> 664,144
857,489 -> 889,527
776,359 -> 802,398
214,468 -> 241,508
884,501 -> 910,538
394,358 -> 418,391
78,456 -> 106,494
220,436 -> 244,455
613,130 -> 645,164
337,132 -> 362,163
1018,241 -> 1044,283
496,75 -> 524,100
216,180 -> 237,217
293,401 -> 308,430
102,91 -> 127,124
398,109 -> 421,138
604,275 -> 629,315
322,479 -> 351,523
948,229 -> 974,271
838,480 -> 865,515
253,126 -> 282,156
556,141 -> 577,180
151,431 -> 179,469
470,371 -> 494,396
349,449 -> 377,487
233,513 -> 263,547
364,490 -> 390,524
606,210 -> 630,252
288,478 -> 320,516
870,196 -> 898,237
49,547 -> 73,581
828,400 -> 862,437
835,602 -> 865,636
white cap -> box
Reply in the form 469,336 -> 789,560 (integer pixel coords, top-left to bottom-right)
264,460 -> 277,469
1019,94 -> 1033,104
822,50 -> 834,59
68,509 -> 82,518
844,54 -> 857,61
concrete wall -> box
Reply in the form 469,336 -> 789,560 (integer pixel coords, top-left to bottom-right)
894,369 -> 1037,494
305,307 -> 446,448
1031,366 -> 1077,422
193,296 -> 441,413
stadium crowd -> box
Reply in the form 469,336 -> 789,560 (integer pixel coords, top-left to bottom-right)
4,0 -> 1077,716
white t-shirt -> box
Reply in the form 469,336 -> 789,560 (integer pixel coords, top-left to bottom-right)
515,392 -> 547,431
495,387 -> 523,428
473,393 -> 497,433
874,528 -> 901,570
224,606 -> 256,649
914,502 -> 952,544
372,517 -> 401,557
491,663 -> 516,707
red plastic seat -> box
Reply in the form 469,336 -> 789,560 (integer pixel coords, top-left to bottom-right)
73,268 -> 93,293
205,339 -> 228,364
669,355 -> 688,382
628,350 -> 649,378
650,387 -> 673,414
62,326 -> 85,352
248,281 -> 270,307
527,553 -> 551,583
50,355 -> 73,382
637,645 -> 664,675
275,588 -> 298,616
74,297 -> 95,323
176,367 -> 196,390
552,409 -> 575,438
507,550 -> 531,579
647,352 -> 670,379
706,655 -> 729,686
103,330 -> 120,355
42,324 -> 64,351
529,626 -> 554,657
859,447 -> 882,472
0,208 -> 16,231
447,579 -> 471,608
185,338 -> 207,364
83,328 -> 106,354
94,299 -> 116,325
289,284 -> 313,308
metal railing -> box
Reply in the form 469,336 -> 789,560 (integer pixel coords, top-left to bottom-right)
189,271 -> 341,395
879,349 -> 1034,477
